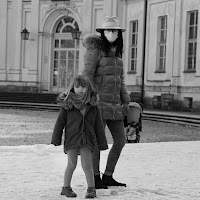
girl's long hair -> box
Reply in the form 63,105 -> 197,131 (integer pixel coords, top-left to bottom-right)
100,30 -> 124,58
69,75 -> 96,95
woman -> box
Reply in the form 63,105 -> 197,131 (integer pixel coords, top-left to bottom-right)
82,16 -> 131,189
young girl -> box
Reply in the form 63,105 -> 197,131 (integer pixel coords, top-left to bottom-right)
51,75 -> 108,198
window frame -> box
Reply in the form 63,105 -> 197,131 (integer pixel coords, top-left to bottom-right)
185,10 -> 198,72
52,17 -> 80,90
128,20 -> 138,74
156,15 -> 167,73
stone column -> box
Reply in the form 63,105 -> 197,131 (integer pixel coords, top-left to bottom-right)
79,0 -> 93,73
82,0 -> 93,34
172,0 -> 182,86
14,0 -> 23,81
103,0 -> 118,17
29,0 -> 39,82
0,0 -> 7,80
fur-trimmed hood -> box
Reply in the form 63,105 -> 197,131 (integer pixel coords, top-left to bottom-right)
83,34 -> 102,50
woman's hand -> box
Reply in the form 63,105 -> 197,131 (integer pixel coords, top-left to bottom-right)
122,103 -> 129,116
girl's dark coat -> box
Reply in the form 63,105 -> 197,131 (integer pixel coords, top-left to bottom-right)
51,104 -> 108,153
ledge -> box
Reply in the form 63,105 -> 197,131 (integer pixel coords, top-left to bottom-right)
183,70 -> 196,73
127,71 -> 136,74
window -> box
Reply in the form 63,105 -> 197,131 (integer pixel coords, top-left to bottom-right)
55,16 -> 79,33
53,17 -> 80,89
186,11 -> 198,71
157,16 -> 167,72
129,20 -> 138,72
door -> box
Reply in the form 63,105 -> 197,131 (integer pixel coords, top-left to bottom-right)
51,16 -> 80,93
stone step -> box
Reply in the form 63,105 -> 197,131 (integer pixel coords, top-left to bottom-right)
0,92 -> 58,104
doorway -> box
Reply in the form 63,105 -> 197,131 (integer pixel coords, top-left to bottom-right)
52,16 -> 80,93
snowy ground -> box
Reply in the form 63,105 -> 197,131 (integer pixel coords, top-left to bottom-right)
1,142 -> 200,200
1,108 -> 200,146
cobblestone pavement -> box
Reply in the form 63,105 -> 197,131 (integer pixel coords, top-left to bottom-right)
0,108 -> 200,146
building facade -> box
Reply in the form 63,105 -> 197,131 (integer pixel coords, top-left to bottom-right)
143,0 -> 200,110
0,0 -> 200,109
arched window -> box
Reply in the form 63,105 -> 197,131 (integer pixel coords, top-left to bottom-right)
55,16 -> 79,33
52,16 -> 80,91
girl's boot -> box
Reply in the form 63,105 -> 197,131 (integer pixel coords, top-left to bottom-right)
60,186 -> 77,197
85,187 -> 96,198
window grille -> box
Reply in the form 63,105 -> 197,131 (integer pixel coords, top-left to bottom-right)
157,16 -> 167,72
53,17 -> 79,89
186,10 -> 198,71
129,20 -> 138,72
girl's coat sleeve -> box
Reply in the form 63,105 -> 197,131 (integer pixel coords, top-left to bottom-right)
51,108 -> 67,146
94,106 -> 108,150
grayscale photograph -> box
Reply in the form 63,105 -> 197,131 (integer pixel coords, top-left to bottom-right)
0,0 -> 200,199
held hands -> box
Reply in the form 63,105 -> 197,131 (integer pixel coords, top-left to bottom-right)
122,103 -> 129,116
57,92 -> 73,110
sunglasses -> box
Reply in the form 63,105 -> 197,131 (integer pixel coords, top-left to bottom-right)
104,29 -> 118,33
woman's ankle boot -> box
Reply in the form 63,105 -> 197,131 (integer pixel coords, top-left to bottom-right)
94,174 -> 108,189
102,174 -> 126,187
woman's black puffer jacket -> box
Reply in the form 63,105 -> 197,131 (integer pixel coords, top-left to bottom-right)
82,35 -> 131,120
